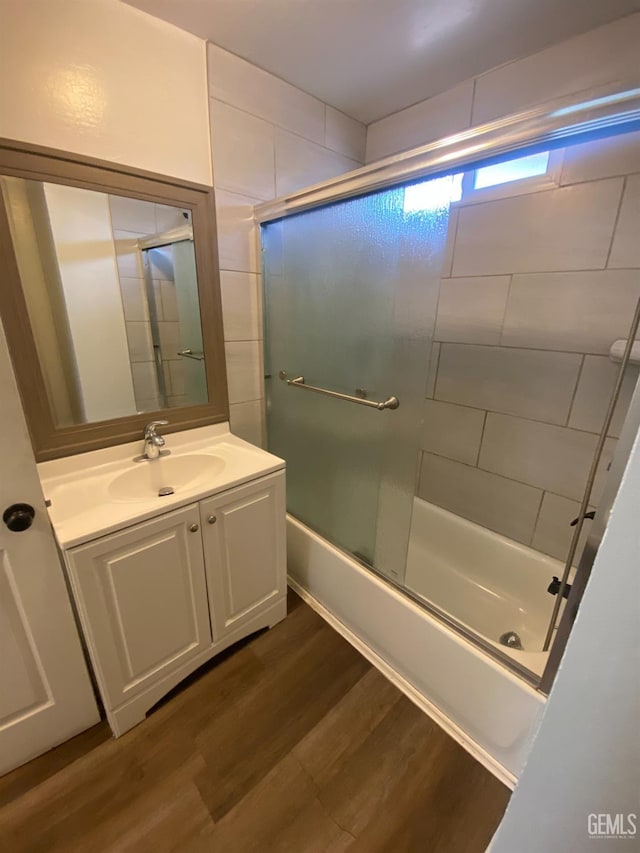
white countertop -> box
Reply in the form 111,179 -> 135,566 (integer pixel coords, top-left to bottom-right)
38,423 -> 285,549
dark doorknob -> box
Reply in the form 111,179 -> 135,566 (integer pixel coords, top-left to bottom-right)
3,503 -> 35,532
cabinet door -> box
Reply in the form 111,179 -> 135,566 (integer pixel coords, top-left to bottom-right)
66,504 -> 211,709
200,473 -> 286,638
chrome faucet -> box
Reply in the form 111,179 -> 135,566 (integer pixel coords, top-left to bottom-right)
143,420 -> 168,460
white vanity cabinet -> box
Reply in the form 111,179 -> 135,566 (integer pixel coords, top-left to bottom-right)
201,474 -> 286,640
64,470 -> 286,736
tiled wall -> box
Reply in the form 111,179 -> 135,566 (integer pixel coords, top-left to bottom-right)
417,132 -> 640,564
109,195 -> 188,411
207,45 -> 366,446
365,12 -> 640,163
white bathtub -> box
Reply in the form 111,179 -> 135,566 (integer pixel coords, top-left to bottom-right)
405,497 -> 563,675
287,512 -> 547,787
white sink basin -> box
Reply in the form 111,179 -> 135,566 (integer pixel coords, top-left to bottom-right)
108,453 -> 225,502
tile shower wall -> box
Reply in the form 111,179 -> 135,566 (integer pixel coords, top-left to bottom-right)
365,12 -> 640,162
109,195 -> 187,412
417,132 -> 640,564
207,45 -> 366,446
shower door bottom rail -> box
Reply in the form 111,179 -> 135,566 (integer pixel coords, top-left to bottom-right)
278,370 -> 399,411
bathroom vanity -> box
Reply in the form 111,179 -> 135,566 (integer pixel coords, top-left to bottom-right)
38,424 -> 286,736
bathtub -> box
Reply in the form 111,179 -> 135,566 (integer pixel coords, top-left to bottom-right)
405,497 -> 563,676
287,507 -> 548,786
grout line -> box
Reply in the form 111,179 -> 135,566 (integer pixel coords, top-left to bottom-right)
565,354 -> 586,427
475,410 -> 488,467
604,176 -> 626,268
435,340 -> 616,358
529,489 -> 546,547
497,273 -> 513,345
469,76 -> 478,126
422,449 -> 581,502
444,208 -> 460,278
445,266 -> 637,280
208,96 -> 363,165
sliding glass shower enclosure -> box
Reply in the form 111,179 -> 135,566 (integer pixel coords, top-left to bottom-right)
259,84 -> 640,687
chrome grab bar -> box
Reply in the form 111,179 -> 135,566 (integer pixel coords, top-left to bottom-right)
279,370 -> 399,410
177,348 -> 205,361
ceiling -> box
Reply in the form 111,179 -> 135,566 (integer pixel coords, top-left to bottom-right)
123,0 -> 640,124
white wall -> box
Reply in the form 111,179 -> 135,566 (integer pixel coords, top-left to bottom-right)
45,183 -> 137,422
0,0 -> 212,185
207,45 -> 366,446
490,425 -> 640,852
366,13 -> 640,163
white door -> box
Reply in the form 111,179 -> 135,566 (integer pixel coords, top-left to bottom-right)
66,504 -> 212,710
0,323 -> 99,777
200,473 -> 286,639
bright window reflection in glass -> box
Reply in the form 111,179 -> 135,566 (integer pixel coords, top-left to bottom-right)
403,173 -> 463,214
474,151 -> 550,190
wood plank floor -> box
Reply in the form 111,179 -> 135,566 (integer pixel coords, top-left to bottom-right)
0,591 -> 510,852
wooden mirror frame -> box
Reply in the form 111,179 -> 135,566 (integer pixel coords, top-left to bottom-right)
0,139 -> 229,462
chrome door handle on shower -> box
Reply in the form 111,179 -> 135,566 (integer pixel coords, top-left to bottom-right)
279,370 -> 399,410
177,349 -> 205,361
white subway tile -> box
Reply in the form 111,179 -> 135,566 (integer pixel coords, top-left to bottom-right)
275,129 -> 360,196
561,131 -> 640,186
214,188 -> 261,273
421,399 -> 485,465
452,179 -> 623,276
154,203 -> 187,232
125,322 -> 154,363
131,361 -> 158,402
478,413 -> 617,502
609,175 -> 640,269
502,270 -> 640,354
418,452 -> 542,545
473,14 -> 640,124
436,344 -> 581,425
229,399 -> 265,447
365,81 -> 473,163
220,271 -> 262,341
208,44 -> 325,144
325,106 -> 366,162
210,99 -> 275,200
531,492 -> 595,564
109,195 -> 156,233
568,356 -> 639,438
119,277 -> 148,322
224,340 -> 263,404
435,276 -> 510,345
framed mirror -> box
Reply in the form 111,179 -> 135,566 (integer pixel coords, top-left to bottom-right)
0,139 -> 229,461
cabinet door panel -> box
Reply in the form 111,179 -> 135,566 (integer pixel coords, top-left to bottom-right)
67,504 -> 211,707
201,473 -> 286,637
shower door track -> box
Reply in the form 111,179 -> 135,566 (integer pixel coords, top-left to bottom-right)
255,81 -> 640,224
287,511 -> 542,688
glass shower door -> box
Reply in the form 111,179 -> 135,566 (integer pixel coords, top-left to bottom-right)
262,184 -> 452,580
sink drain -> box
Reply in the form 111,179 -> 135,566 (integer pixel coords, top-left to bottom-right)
499,631 -> 524,650
158,486 -> 174,497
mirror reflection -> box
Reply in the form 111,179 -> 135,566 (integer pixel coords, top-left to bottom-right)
0,178 -> 208,426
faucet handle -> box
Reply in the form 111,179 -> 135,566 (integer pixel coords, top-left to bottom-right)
144,420 -> 169,437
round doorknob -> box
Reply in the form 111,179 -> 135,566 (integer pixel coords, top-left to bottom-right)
3,503 -> 35,532
207,515 -> 217,525
189,523 -> 199,533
